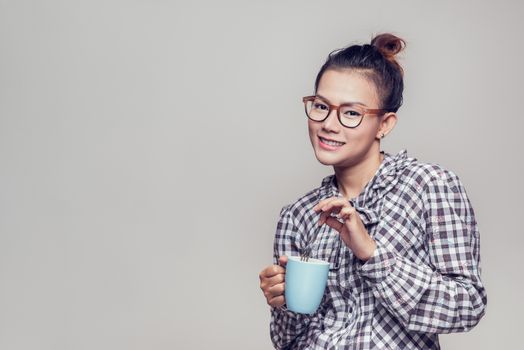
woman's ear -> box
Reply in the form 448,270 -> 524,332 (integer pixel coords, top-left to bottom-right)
376,112 -> 397,139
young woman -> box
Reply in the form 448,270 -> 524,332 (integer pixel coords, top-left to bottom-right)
258,33 -> 487,349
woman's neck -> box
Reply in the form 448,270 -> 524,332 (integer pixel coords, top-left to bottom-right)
334,151 -> 385,201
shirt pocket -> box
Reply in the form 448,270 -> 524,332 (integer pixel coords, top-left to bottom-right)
311,225 -> 341,270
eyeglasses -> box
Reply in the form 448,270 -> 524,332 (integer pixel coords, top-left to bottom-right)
302,95 -> 388,128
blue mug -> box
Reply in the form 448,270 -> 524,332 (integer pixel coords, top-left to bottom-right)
284,256 -> 330,314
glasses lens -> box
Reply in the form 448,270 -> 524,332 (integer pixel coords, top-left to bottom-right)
339,105 -> 364,127
305,98 -> 329,121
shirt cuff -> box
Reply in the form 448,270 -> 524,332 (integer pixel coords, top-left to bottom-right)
272,304 -> 307,319
271,305 -> 311,332
357,244 -> 396,284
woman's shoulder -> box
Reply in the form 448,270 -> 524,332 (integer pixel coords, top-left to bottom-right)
400,152 -> 465,192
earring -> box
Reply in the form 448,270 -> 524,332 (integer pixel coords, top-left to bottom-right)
380,133 -> 385,138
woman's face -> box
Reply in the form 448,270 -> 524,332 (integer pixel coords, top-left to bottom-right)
308,69 -> 384,169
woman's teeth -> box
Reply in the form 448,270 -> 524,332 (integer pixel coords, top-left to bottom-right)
320,137 -> 345,146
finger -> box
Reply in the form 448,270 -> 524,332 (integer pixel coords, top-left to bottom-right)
313,196 -> 340,212
278,255 -> 288,267
261,264 -> 285,279
318,210 -> 332,226
267,282 -> 285,298
268,295 -> 285,308
338,206 -> 356,220
263,282 -> 284,303
324,216 -> 345,232
266,272 -> 285,287
260,273 -> 285,294
318,200 -> 345,224
317,202 -> 345,222
320,198 -> 352,213
313,197 -> 329,211
318,209 -> 340,226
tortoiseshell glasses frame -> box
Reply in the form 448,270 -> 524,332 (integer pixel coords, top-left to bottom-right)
302,95 -> 388,128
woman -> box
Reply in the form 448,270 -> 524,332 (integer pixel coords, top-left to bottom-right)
258,33 -> 487,349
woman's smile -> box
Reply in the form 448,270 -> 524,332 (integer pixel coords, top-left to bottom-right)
318,135 -> 346,150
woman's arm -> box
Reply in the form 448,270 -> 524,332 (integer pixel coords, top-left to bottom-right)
357,169 -> 487,333
269,204 -> 312,349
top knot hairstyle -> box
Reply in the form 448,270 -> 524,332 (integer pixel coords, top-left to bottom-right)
314,33 -> 406,113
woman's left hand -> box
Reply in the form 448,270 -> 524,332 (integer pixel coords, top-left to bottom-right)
313,196 -> 377,261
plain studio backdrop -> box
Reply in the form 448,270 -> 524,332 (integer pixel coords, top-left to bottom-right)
1,0 -> 523,349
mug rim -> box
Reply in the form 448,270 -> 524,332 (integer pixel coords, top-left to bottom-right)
288,256 -> 329,265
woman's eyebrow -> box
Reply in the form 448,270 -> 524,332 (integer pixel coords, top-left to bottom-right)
316,94 -> 369,107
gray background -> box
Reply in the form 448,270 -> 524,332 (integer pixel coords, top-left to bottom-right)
1,0 -> 522,349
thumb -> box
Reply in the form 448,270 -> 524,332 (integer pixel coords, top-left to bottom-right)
278,255 -> 288,267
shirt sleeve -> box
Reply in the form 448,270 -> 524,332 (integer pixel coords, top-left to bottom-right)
269,204 -> 312,349
357,169 -> 487,334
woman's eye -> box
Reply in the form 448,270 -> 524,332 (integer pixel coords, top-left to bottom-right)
344,110 -> 361,117
313,103 -> 328,110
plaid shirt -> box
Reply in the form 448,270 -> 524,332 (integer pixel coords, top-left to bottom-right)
270,149 -> 487,349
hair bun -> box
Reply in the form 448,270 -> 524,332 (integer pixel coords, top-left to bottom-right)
370,33 -> 406,75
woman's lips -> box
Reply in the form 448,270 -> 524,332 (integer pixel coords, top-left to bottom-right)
318,136 -> 345,150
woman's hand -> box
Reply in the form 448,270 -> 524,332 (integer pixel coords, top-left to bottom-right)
313,197 -> 377,261
259,256 -> 288,308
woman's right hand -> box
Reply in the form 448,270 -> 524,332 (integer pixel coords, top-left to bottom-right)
259,255 -> 288,308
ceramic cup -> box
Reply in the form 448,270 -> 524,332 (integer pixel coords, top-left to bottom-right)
284,256 -> 330,314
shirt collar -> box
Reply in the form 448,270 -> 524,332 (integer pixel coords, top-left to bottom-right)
317,149 -> 413,225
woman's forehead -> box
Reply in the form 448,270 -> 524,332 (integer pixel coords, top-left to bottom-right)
317,69 -> 380,106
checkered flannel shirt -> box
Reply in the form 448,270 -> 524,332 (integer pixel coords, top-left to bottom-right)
270,149 -> 487,349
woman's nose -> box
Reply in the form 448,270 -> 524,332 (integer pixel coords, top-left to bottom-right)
321,109 -> 341,131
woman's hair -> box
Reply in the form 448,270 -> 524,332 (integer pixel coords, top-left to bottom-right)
314,33 -> 406,113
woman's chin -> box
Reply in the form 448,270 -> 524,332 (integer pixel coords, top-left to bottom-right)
318,159 -> 336,166
314,151 -> 342,166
